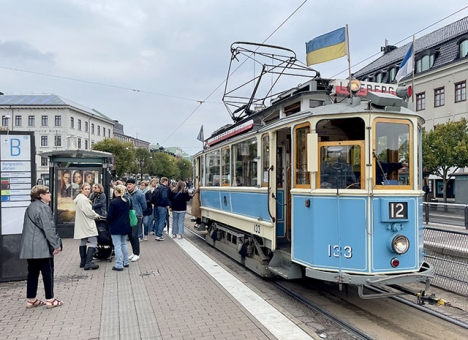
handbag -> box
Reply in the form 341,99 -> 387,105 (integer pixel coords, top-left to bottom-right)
27,212 -> 63,254
127,197 -> 138,227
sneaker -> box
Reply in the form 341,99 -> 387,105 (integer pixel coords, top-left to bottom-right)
155,236 -> 165,241
143,235 -> 148,241
131,255 -> 140,262
149,231 -> 155,235
171,234 -> 177,238
128,254 -> 134,260
123,264 -> 129,268
112,266 -> 123,271
139,238 -> 143,242
177,234 -> 182,239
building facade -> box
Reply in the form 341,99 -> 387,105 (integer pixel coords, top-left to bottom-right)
0,95 -> 115,183
354,16 -> 468,199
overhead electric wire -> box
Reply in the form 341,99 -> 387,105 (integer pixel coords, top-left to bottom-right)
161,0 -> 308,144
330,6 -> 468,78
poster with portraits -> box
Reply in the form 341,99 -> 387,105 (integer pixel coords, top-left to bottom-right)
55,168 -> 101,225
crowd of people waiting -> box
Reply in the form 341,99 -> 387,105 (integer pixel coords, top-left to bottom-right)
19,176 -> 196,309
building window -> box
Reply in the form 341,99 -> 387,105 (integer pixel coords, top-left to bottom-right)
416,92 -> 425,111
41,136 -> 48,146
41,116 -> 48,126
416,54 -> 435,73
97,125 -> 100,136
78,138 -> 82,149
41,158 -> 48,166
460,40 -> 468,59
28,115 -> 35,126
54,135 -> 62,147
108,128 -> 111,138
55,115 -> 61,126
455,81 -> 466,103
78,119 -> 82,131
85,140 -> 88,150
15,115 -> 22,127
91,124 -> 95,134
376,73 -> 382,83
70,117 -> 74,128
1,115 -> 8,126
389,68 -> 396,82
434,87 -> 445,107
85,121 -> 89,132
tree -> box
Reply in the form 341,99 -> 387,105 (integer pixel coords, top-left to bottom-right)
93,138 -> 135,177
134,148 -> 152,180
150,152 -> 179,179
176,158 -> 193,181
422,118 -> 468,203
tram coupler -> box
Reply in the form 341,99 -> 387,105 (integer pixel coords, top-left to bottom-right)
416,291 -> 451,307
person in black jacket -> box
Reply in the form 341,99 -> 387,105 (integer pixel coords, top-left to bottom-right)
106,184 -> 131,271
152,177 -> 171,241
169,181 -> 193,239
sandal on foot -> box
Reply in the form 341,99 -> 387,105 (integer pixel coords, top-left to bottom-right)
26,299 -> 46,308
46,298 -> 63,309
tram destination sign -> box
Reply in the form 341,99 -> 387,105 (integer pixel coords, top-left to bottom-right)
206,119 -> 254,146
331,79 -> 398,97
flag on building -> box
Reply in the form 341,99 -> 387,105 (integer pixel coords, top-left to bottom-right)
395,42 -> 414,82
306,27 -> 347,66
197,125 -> 204,142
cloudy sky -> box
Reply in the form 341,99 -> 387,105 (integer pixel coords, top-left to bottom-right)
1,1 -> 467,155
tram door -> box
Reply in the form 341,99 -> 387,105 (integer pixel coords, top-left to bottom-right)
275,130 -> 291,246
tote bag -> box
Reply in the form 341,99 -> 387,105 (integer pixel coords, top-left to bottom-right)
128,197 -> 138,227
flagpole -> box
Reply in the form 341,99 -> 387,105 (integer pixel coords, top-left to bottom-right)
346,24 -> 352,81
411,35 -> 415,103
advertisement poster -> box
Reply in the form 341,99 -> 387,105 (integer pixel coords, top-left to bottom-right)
56,169 -> 101,225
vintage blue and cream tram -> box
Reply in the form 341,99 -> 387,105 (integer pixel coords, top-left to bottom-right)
193,43 -> 433,298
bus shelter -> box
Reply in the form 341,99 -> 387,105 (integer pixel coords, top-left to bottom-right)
40,150 -> 114,238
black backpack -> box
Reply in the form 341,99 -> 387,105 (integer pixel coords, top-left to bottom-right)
151,187 -> 161,206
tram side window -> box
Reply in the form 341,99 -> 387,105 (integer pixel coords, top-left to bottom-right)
221,147 -> 230,186
295,124 -> 310,186
200,155 -> 205,186
374,120 -> 411,186
205,150 -> 221,186
232,138 -> 257,187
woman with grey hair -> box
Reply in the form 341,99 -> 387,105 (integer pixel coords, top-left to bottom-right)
19,185 -> 63,308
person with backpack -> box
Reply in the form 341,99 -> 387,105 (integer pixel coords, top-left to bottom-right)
169,181 -> 193,239
152,177 -> 171,241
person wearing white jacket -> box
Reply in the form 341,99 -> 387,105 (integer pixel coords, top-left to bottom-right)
73,183 -> 101,270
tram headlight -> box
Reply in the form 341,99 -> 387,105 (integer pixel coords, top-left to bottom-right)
392,235 -> 410,254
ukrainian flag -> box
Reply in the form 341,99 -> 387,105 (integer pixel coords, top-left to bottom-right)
306,27 -> 347,66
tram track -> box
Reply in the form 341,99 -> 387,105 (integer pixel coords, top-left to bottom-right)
185,223 -> 468,339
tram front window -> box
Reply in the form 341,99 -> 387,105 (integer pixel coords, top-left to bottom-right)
374,120 -> 412,187
319,144 -> 362,189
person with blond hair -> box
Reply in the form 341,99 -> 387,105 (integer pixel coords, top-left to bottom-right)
90,183 -> 107,216
19,185 -> 63,308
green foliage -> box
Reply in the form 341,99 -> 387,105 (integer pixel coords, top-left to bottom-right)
134,148 -> 152,180
176,158 -> 193,180
92,138 -> 135,176
150,152 -> 179,179
422,118 -> 468,202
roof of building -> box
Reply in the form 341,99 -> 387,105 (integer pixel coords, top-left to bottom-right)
0,94 -> 113,122
354,16 -> 468,80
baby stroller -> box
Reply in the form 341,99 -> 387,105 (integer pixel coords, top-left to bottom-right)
94,218 -> 114,261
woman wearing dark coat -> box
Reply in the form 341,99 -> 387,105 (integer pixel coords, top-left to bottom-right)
106,184 -> 131,271
19,185 -> 63,309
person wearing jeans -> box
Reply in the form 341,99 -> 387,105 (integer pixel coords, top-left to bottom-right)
106,184 -> 131,271
169,181 -> 193,239
124,179 -> 146,262
153,177 -> 171,241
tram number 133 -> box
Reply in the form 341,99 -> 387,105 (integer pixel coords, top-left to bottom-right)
328,245 -> 353,259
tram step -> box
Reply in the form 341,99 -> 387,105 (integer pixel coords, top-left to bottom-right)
268,250 -> 302,279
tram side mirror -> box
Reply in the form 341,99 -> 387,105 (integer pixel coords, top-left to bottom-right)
307,132 -> 318,173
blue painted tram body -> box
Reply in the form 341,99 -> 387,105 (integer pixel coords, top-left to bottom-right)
193,44 -> 433,298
